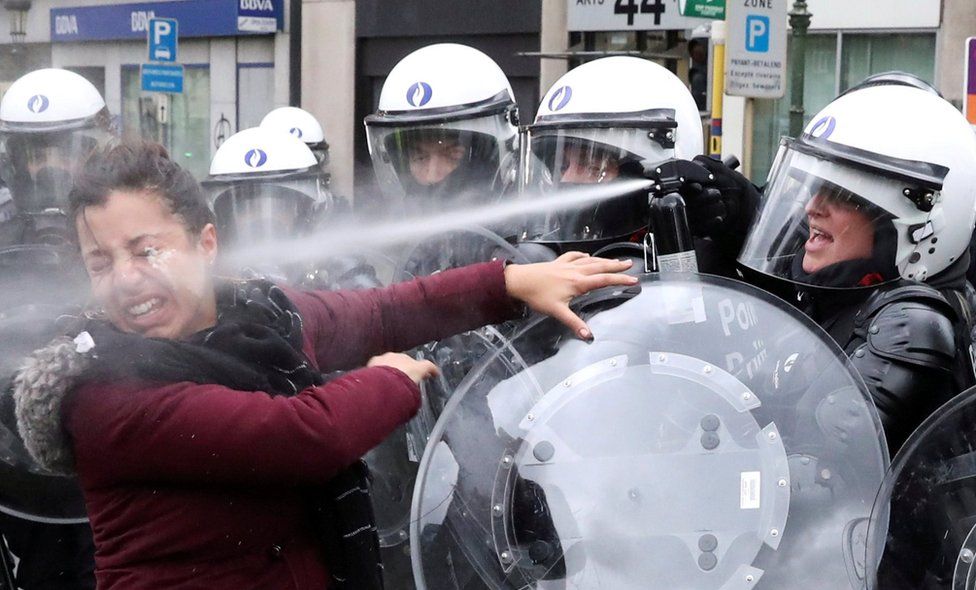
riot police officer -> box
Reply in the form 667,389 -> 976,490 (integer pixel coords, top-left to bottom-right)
362,44 -> 532,589
364,43 -> 521,218
260,106 -> 331,169
204,126 -> 379,290
681,83 -> 976,452
518,56 -> 705,267
0,67 -> 109,589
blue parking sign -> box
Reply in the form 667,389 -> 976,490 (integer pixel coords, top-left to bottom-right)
148,18 -> 178,62
745,15 -> 770,53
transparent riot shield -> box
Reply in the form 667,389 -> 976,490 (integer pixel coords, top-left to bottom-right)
0,241 -> 89,524
368,227 -> 531,589
393,226 -> 526,282
865,386 -> 976,590
411,273 -> 888,590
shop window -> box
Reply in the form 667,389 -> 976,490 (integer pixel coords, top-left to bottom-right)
749,34 -> 837,184
237,64 -> 274,131
749,32 -> 935,183
840,34 -> 936,93
121,65 -> 212,179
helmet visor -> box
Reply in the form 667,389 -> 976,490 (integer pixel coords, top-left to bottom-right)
365,111 -> 517,212
517,126 -> 667,247
206,177 -> 327,246
0,126 -> 111,213
738,138 -> 934,289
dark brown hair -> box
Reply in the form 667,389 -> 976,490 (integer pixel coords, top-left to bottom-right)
68,141 -> 215,241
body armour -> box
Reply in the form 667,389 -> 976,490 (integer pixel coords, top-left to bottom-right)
800,282 -> 975,452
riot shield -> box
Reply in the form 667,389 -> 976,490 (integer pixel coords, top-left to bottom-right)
411,273 -> 888,590
0,303 -> 87,524
0,241 -> 89,524
866,386 -> 976,590
367,227 -> 530,588
393,226 -> 526,282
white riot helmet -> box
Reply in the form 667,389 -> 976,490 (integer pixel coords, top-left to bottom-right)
203,127 -> 333,247
260,106 -> 330,166
739,85 -> 976,289
0,68 -> 112,217
520,57 -> 704,252
364,43 -> 520,212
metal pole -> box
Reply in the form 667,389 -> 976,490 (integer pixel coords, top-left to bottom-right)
788,0 -> 812,138
289,0 -> 302,106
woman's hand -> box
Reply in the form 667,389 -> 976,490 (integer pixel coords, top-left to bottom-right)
504,252 -> 638,341
367,352 -> 440,385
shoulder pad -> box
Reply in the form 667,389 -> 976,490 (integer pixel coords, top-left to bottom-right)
858,283 -> 957,324
866,299 -> 957,370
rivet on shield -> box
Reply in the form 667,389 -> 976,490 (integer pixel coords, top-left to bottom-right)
770,529 -> 779,537
533,441 -> 556,462
778,478 -> 787,487
746,574 -> 755,583
501,455 -> 513,468
500,551 -> 513,564
658,354 -> 667,362
961,548 -> 975,563
698,552 -> 717,571
610,359 -> 618,367
768,431 -> 778,441
526,413 -> 535,421
698,534 -> 718,552
492,504 -> 503,517
563,380 -> 572,388
701,432 -> 721,450
742,392 -> 752,401
703,365 -> 713,374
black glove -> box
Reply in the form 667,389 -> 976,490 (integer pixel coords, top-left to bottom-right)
674,156 -> 762,245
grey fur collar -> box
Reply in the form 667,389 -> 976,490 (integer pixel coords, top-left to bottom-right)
13,336 -> 93,475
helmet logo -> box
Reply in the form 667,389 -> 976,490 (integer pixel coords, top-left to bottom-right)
27,95 -> 50,114
289,127 -> 303,139
548,86 -> 573,112
244,148 -> 268,168
809,116 -> 836,139
406,82 -> 433,108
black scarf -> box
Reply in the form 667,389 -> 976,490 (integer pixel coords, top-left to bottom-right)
79,279 -> 383,590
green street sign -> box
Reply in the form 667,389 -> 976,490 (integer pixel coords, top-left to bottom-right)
680,0 -> 726,19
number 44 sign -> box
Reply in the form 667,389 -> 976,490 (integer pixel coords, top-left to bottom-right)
567,0 -> 712,32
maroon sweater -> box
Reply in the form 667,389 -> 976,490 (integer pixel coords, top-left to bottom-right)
62,261 -> 517,589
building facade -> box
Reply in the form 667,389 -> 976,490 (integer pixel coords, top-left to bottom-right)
537,0 -> 975,182
0,0 -> 291,179
1,0 -> 973,192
